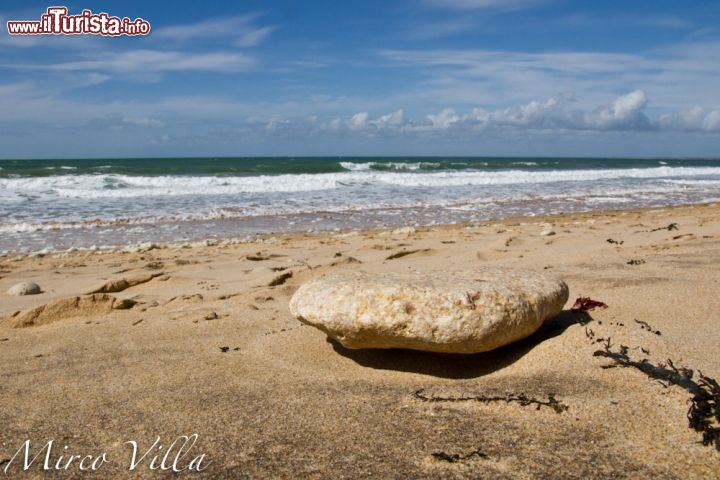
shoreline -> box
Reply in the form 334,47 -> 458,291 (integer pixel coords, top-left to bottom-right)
1,201 -> 719,477
3,156 -> 720,254
3,201 -> 718,257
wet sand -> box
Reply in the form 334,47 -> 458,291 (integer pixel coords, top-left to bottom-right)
1,203 -> 719,479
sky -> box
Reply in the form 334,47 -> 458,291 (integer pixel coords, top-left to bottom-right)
1,0 -> 719,158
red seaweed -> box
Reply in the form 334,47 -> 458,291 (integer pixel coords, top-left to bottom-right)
570,297 -> 608,313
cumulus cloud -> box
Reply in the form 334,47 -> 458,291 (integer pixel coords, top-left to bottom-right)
315,91 -> 718,136
1,81 -> 718,140
333,110 -> 409,132
583,90 -> 650,130
469,96 -> 567,128
454,91 -> 653,132
377,109 -> 407,126
705,111 -> 720,131
426,108 -> 460,129
658,107 -> 720,132
348,112 -> 370,130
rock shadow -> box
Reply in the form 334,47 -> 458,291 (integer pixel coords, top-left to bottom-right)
328,310 -> 592,379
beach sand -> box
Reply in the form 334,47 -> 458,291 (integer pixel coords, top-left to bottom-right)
1,203 -> 719,479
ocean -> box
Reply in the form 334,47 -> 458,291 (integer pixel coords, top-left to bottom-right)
1,157 -> 719,253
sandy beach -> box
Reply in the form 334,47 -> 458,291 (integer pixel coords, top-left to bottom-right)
1,203 -> 719,479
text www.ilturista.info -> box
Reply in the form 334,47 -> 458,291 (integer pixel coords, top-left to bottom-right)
7,7 -> 150,36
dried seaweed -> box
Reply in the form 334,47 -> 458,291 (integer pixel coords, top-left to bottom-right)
585,327 -> 594,338
385,249 -> 426,260
268,272 -> 292,287
414,389 -> 568,413
431,448 -> 488,463
606,238 -> 624,245
594,340 -> 720,450
626,259 -> 646,265
650,223 -> 679,232
672,234 -> 694,240
689,375 -> 720,449
634,319 -> 661,336
570,297 -> 608,313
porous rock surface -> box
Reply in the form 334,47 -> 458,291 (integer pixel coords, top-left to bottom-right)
289,268 -> 569,354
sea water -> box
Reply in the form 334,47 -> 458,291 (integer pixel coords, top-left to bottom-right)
1,157 -> 719,252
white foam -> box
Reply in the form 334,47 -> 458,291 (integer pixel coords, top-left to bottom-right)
0,181 -> 700,236
2,166 -> 718,200
0,173 -> 343,199
1,165 -> 719,244
0,222 -> 88,234
339,162 -> 371,171
663,179 -> 720,186
367,166 -> 720,188
340,161 -> 440,171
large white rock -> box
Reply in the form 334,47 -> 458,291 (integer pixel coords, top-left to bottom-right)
289,268 -> 569,354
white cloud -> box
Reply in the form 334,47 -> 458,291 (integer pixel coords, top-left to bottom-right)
427,108 -> 460,129
471,96 -> 567,128
658,107 -> 705,131
379,48 -> 644,77
122,117 -> 165,128
328,109 -> 410,133
234,27 -> 275,48
327,91 -> 701,134
154,14 -> 275,47
0,81 -> 33,96
0,79 -> 717,141
328,118 -> 343,131
35,49 -> 255,74
348,112 -> 370,130
408,18 -> 478,39
638,16 -> 692,29
0,31 -> 43,48
658,107 -> 720,132
704,111 -> 720,131
467,91 -> 651,131
424,0 -> 546,11
377,109 -> 406,126
583,90 -> 650,130
376,43 -> 720,112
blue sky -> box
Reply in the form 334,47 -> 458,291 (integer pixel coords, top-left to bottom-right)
1,0 -> 719,158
